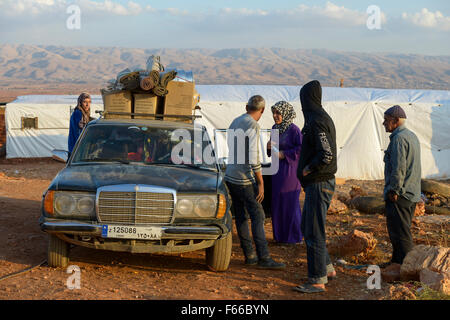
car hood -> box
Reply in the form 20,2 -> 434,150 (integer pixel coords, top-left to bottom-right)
50,164 -> 219,193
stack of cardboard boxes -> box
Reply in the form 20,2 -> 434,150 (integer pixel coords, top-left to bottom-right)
101,73 -> 200,121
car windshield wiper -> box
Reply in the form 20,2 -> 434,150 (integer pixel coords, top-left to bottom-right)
167,163 -> 217,171
142,161 -> 216,171
75,158 -> 130,164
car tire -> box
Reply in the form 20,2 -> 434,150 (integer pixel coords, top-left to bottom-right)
205,231 -> 232,272
48,234 -> 70,268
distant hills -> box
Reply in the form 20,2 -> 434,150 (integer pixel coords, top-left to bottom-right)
1,44 -> 449,90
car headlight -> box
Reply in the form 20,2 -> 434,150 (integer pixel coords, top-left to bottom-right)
55,194 -> 76,215
176,195 -> 218,218
78,196 -> 95,214
52,192 -> 96,219
176,199 -> 194,216
194,197 -> 216,216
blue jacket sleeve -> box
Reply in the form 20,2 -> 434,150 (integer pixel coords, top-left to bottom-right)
387,136 -> 407,195
68,110 -> 83,153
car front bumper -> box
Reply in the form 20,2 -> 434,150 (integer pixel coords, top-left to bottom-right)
40,220 -> 224,254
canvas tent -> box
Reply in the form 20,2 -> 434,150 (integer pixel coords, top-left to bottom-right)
194,85 -> 450,180
5,95 -> 103,158
4,86 -> 450,180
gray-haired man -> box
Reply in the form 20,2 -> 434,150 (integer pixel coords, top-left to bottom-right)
382,105 -> 421,269
225,95 -> 285,270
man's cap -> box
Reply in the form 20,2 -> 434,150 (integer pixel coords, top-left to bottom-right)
384,105 -> 407,119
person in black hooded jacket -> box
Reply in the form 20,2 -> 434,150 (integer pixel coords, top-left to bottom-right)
293,80 -> 337,293
297,80 -> 337,186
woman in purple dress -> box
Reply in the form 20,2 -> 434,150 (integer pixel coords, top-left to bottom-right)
267,101 -> 303,244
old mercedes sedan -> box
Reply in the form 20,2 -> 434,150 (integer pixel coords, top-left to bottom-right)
39,118 -> 233,271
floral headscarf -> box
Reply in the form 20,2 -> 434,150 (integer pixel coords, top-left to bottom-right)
76,92 -> 91,129
271,101 -> 296,135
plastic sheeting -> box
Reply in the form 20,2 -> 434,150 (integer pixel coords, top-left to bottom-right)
192,85 -> 450,180
5,86 -> 450,180
6,97 -> 103,158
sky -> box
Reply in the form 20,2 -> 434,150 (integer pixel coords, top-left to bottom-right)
0,0 -> 449,55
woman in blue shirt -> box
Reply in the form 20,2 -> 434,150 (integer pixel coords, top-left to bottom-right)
68,93 -> 92,154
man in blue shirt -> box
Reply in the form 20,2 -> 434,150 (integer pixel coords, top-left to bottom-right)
68,93 -> 92,155
382,105 -> 421,268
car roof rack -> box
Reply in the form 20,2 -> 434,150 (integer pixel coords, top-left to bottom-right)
95,110 -> 202,123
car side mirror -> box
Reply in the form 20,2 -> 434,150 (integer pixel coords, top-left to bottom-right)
52,149 -> 68,163
218,157 -> 227,172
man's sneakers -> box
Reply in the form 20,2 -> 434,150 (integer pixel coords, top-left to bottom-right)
257,257 -> 286,270
293,283 -> 326,293
244,256 -> 286,270
245,256 -> 258,266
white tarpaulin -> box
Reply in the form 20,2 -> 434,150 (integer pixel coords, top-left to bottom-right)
192,85 -> 450,180
6,95 -> 103,158
5,86 -> 450,180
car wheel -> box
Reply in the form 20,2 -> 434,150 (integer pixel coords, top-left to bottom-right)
205,231 -> 232,272
48,234 -> 70,268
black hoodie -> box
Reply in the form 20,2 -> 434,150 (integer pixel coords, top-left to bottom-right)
297,80 -> 337,187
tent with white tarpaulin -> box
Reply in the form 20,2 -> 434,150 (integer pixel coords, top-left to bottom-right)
4,85 -> 450,180
5,95 -> 104,158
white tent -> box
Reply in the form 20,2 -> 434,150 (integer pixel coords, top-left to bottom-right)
5,86 -> 450,180
193,85 -> 450,180
5,95 -> 103,158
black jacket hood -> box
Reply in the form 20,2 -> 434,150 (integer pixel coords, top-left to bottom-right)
300,80 -> 323,116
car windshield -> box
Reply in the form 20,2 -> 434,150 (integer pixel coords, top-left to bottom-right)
71,124 -> 217,170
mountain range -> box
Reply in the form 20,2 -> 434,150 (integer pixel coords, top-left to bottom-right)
1,44 -> 449,91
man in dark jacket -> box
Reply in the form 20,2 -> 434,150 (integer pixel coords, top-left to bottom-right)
381,105 -> 421,269
294,80 -> 337,293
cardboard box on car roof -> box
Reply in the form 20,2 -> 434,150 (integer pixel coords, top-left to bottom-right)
101,90 -> 132,119
133,93 -> 160,119
163,81 -> 198,117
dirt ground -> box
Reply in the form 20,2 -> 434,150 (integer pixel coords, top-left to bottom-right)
0,158 -> 448,301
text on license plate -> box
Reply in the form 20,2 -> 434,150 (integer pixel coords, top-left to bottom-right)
102,225 -> 162,240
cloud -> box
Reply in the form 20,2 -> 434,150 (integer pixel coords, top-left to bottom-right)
79,0 -> 143,16
0,1 -> 388,26
165,8 -> 190,16
0,0 -> 144,17
296,2 -> 388,27
304,2 -> 367,25
144,5 -> 157,14
402,8 -> 450,31
211,2 -> 387,29
219,8 -> 269,17
0,0 -> 66,16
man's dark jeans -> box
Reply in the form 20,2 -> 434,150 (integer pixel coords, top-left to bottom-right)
226,182 -> 270,261
301,178 -> 336,284
385,196 -> 416,264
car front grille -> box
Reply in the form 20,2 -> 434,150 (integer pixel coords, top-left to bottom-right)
97,185 -> 175,225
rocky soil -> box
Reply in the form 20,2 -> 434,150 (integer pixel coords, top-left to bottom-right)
0,158 -> 448,300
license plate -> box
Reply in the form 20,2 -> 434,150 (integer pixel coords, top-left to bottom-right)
101,225 -> 162,240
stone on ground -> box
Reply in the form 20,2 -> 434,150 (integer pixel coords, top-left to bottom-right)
400,245 -> 450,281
329,229 -> 377,258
